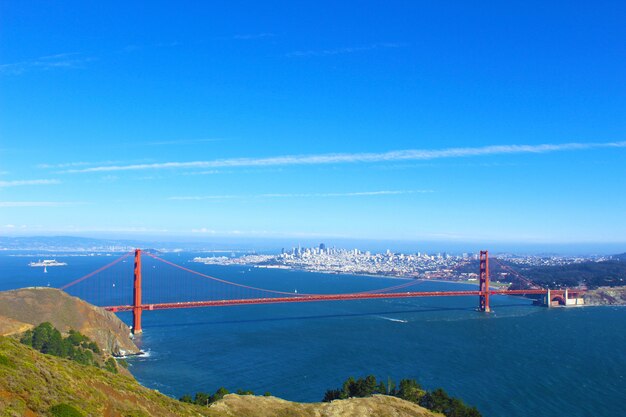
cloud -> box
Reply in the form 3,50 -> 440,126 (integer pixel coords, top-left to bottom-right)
170,195 -> 241,201
0,179 -> 60,187
286,42 -> 403,57
190,228 -> 349,238
38,160 -> 122,169
62,141 -> 626,174
169,190 -> 431,201
0,53 -> 95,75
0,201 -> 81,207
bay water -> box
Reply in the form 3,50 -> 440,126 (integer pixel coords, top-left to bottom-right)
1,253 -> 625,417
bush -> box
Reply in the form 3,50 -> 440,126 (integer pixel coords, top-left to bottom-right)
104,358 -> 118,374
21,323 -> 99,367
49,403 -> 84,417
323,376 -> 481,417
181,387 -> 232,406
0,353 -> 13,367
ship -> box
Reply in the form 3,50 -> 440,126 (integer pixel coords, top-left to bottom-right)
28,259 -> 68,267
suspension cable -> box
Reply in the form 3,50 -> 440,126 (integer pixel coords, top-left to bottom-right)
145,252 -> 428,296
491,257 -> 543,289
59,250 -> 135,290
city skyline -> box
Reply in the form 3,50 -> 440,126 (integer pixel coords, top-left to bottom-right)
1,1 -> 625,246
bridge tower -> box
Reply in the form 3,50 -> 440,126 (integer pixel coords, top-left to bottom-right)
479,250 -> 491,312
132,249 -> 143,334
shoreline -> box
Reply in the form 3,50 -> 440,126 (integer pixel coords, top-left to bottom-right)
197,260 -> 511,287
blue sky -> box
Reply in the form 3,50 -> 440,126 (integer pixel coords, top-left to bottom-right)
1,1 -> 625,247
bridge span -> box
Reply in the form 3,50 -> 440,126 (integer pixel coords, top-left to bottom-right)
59,249 -> 585,334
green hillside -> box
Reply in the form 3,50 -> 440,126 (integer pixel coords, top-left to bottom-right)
0,336 -> 442,417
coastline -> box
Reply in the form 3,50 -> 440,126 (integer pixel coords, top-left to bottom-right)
252,262 -> 510,287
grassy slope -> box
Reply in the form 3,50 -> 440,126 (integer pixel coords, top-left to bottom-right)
0,288 -> 138,356
0,336 -> 440,417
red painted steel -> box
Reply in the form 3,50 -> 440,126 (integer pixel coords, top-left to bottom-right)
57,248 -> 586,322
103,289 -> 549,312
479,250 -> 490,312
132,249 -> 143,334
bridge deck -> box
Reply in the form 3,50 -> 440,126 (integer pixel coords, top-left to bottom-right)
104,289 -> 550,311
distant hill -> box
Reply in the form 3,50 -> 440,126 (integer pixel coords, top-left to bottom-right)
0,235 -> 140,251
519,261 -> 626,289
0,235 -> 257,252
0,336 -> 441,417
611,253 -> 626,262
0,288 -> 139,356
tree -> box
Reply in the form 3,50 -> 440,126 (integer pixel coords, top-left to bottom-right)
377,381 -> 387,395
322,389 -> 342,402
20,330 -> 33,346
179,394 -> 193,403
211,387 -> 230,402
420,388 -> 450,413
341,376 -> 356,398
193,392 -> 210,406
362,375 -> 378,396
397,378 -> 422,403
236,389 -> 254,395
32,322 -> 55,350
67,330 -> 87,346
42,328 -> 64,357
87,341 -> 100,354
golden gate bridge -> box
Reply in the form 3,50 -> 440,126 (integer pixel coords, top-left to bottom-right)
58,249 -> 583,334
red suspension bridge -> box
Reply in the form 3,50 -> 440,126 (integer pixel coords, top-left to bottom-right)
59,249 -> 584,334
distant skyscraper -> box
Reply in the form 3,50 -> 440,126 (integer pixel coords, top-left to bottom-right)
319,243 -> 326,251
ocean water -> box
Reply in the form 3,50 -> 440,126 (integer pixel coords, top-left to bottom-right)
1,253 -> 625,417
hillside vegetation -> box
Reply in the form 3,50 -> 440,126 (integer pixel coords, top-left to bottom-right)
0,288 -> 138,356
520,261 -> 626,289
0,336 -> 443,417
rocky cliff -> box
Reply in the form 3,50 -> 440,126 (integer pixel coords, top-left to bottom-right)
583,286 -> 626,305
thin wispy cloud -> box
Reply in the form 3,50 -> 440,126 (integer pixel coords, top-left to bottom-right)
0,201 -> 81,207
0,179 -> 60,187
286,42 -> 403,57
169,190 -> 431,201
190,228 -> 350,238
38,160 -> 123,169
62,141 -> 626,174
0,53 -> 95,75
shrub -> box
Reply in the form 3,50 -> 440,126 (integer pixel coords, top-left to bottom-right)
104,358 -> 118,373
0,353 -> 13,367
49,403 -> 84,417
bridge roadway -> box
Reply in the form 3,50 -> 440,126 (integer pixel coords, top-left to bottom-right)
104,289 -> 549,312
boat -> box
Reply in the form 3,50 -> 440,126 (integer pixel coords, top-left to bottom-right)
29,259 -> 68,267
